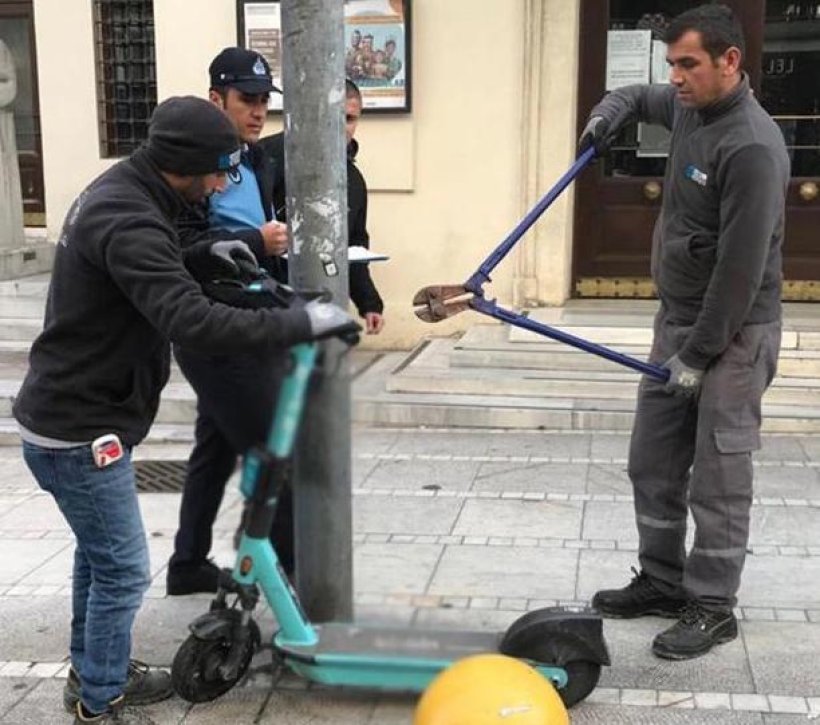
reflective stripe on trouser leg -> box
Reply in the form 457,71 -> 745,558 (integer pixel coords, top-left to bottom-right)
684,321 -> 781,609
629,313 -> 697,595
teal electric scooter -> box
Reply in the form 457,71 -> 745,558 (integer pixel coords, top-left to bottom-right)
171,154 -> 611,707
171,338 -> 609,708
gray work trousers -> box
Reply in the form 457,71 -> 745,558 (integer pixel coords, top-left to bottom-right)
629,309 -> 781,610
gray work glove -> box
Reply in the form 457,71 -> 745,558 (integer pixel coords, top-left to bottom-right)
304,299 -> 361,341
663,354 -> 704,397
209,240 -> 259,274
578,115 -> 613,156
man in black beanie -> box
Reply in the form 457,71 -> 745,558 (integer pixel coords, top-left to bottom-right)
13,95 -> 358,724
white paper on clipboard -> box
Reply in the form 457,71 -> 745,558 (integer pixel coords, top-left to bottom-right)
282,246 -> 389,263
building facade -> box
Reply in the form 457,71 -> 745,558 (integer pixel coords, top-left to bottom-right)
2,0 -> 819,348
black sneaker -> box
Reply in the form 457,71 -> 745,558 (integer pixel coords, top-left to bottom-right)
166,559 -> 225,596
652,602 -> 738,660
591,568 -> 685,619
64,660 -> 173,713
73,695 -> 148,723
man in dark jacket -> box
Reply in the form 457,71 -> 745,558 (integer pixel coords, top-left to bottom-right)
580,5 -> 788,661
260,78 -> 385,333
13,96 -> 356,724
166,47 -> 296,595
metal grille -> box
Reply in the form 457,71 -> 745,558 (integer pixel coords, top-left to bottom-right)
133,460 -> 186,493
92,0 -> 157,157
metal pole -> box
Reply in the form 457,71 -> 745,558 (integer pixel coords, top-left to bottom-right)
281,0 -> 352,622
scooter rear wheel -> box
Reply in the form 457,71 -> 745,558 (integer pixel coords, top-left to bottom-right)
171,615 -> 260,703
499,612 -> 603,707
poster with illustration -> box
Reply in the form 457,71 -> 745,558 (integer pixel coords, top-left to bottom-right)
238,0 -> 411,113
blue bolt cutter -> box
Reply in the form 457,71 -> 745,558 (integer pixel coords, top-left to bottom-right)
413,146 -> 670,383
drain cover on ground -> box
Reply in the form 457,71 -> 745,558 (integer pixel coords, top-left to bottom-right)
133,460 -> 187,493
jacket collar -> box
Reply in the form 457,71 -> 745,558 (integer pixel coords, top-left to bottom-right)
698,72 -> 750,124
347,138 -> 359,162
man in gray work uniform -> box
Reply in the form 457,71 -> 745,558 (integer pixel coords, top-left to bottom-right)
580,4 -> 789,660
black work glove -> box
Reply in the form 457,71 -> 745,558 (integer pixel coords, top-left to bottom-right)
184,239 -> 260,284
578,115 -> 612,156
663,354 -> 704,397
208,240 -> 259,274
304,299 -> 362,342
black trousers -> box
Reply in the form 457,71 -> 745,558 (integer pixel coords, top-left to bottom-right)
169,346 -> 295,574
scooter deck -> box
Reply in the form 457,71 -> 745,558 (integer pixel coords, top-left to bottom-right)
275,623 -> 511,690
282,622 -> 501,660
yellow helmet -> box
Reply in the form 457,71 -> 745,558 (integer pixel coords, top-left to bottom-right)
413,654 -> 569,725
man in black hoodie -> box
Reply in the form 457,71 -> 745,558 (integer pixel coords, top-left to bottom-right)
579,5 -> 788,661
13,96 -> 357,724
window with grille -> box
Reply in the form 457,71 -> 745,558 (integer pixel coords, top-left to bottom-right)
92,0 -> 157,158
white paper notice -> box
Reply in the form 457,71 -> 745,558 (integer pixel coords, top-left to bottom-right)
651,40 -> 671,84
606,30 -> 652,91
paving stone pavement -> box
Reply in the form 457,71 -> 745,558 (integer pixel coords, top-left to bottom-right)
0,427 -> 819,723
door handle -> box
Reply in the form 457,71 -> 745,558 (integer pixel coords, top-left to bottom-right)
643,181 -> 662,201
799,181 -> 818,202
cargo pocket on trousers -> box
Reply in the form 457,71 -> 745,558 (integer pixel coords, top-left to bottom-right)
714,427 -> 761,454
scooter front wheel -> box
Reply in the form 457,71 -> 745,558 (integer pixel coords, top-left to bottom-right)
171,616 -> 260,703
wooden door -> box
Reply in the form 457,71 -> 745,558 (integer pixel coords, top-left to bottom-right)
0,0 -> 45,226
573,0 -> 820,299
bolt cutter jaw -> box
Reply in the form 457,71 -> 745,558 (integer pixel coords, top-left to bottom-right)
412,284 -> 477,323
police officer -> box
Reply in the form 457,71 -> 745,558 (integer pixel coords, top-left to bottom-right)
167,47 -> 295,595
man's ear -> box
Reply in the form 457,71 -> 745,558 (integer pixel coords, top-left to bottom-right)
208,88 -> 225,109
722,46 -> 742,76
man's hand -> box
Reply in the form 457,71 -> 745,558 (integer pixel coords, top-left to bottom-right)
578,115 -> 612,156
209,240 -> 258,273
364,312 -> 384,335
260,221 -> 289,257
304,299 -> 361,341
663,354 -> 704,397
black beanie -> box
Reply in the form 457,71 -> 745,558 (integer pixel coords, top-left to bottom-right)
145,96 -> 241,176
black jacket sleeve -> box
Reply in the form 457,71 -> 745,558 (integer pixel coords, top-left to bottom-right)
347,161 -> 384,316
259,131 -> 383,315
103,215 -> 312,354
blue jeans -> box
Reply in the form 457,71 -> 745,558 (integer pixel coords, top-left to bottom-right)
22,441 -> 150,714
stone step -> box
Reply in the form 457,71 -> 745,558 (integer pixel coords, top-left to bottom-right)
354,388 -> 820,433
395,339 -> 820,405
0,318 -> 45,343
0,352 -> 385,444
352,352 -> 820,433
454,324 -> 820,377
0,379 -> 198,425
507,305 -> 820,350
388,370 -> 820,408
0,296 -> 46,319
453,344 -> 820,378
0,273 -> 50,298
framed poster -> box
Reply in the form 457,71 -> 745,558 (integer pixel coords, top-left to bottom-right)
237,0 -> 411,113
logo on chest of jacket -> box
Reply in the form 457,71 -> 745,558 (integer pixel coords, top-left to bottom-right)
684,164 -> 708,187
